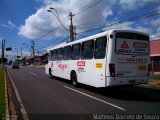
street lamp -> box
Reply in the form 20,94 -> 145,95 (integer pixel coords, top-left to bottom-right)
47,7 -> 68,31
47,10 -> 52,13
47,7 -> 75,42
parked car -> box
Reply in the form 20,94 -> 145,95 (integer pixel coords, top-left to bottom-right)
12,61 -> 19,69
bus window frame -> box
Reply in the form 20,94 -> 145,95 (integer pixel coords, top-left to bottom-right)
57,48 -> 63,60
63,46 -> 71,60
81,40 -> 94,60
94,37 -> 107,59
71,43 -> 81,60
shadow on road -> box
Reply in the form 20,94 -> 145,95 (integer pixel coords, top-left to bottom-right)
54,76 -> 160,102
81,85 -> 160,102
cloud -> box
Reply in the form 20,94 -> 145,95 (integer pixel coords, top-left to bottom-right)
0,49 -> 32,61
103,22 -> 133,31
19,0 -> 159,41
1,21 -> 17,29
134,26 -> 150,33
0,49 -> 14,60
18,0 -> 116,40
18,8 -> 57,39
150,25 -> 160,40
102,21 -> 150,35
8,21 -> 17,28
150,33 -> 160,40
149,16 -> 160,39
119,0 -> 154,10
151,18 -> 160,27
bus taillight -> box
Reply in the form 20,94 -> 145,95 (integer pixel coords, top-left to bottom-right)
109,64 -> 115,77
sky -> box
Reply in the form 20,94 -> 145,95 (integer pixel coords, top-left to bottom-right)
0,0 -> 160,60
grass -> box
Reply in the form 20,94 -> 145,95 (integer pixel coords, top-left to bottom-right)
0,68 -> 5,115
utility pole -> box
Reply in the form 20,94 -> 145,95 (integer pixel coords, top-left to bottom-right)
31,40 -> 35,66
1,39 -> 5,68
21,47 -> 23,58
16,50 -> 18,58
68,12 -> 75,42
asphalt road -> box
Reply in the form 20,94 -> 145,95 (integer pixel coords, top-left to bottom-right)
6,65 -> 160,120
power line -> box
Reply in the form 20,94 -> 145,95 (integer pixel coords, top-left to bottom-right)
38,26 -> 62,40
42,1 -> 159,43
44,0 -> 103,42
77,9 -> 160,34
47,8 -> 69,31
57,36 -> 70,45
118,1 -> 158,16
74,0 -> 103,16
53,9 -> 69,31
39,8 -> 71,40
75,2 -> 158,28
49,31 -> 69,45
75,33 -> 89,38
151,30 -> 160,37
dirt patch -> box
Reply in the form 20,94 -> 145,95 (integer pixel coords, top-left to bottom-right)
6,69 -> 23,120
148,80 -> 160,88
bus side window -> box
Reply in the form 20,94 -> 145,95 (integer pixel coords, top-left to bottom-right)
51,50 -> 54,61
81,40 -> 94,60
49,51 -> 52,61
58,48 -> 63,60
94,37 -> 107,59
71,44 -> 81,60
63,46 -> 71,60
45,53 -> 48,64
54,49 -> 58,60
52,50 -> 55,61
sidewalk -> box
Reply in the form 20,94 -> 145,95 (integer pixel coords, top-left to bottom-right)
29,64 -> 45,68
149,74 -> 160,88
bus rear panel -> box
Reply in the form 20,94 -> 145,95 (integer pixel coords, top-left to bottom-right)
106,30 -> 150,86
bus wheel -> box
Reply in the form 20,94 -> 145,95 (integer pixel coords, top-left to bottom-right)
49,68 -> 53,79
71,72 -> 78,87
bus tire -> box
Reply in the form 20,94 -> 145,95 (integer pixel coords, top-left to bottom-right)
49,68 -> 54,79
71,72 -> 78,87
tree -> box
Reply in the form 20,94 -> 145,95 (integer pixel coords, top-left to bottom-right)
0,58 -> 8,63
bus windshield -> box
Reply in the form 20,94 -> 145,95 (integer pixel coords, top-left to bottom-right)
115,32 -> 149,55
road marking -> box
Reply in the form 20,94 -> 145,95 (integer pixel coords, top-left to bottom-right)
64,86 -> 126,112
29,72 -> 37,76
8,71 -> 29,120
141,84 -> 150,87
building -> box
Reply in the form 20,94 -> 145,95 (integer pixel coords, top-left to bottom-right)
26,55 -> 47,65
150,39 -> 160,72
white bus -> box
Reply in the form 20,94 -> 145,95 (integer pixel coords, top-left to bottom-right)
45,29 -> 150,87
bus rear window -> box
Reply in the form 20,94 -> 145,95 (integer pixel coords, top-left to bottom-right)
115,32 -> 149,55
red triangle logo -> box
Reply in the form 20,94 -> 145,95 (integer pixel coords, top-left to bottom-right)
120,41 -> 129,49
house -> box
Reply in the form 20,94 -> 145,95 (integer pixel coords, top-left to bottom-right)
150,39 -> 160,72
26,54 -> 47,65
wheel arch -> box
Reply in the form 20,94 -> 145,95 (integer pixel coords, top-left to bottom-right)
70,70 -> 76,80
49,67 -> 52,73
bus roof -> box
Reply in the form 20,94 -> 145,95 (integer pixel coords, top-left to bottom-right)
44,29 -> 149,51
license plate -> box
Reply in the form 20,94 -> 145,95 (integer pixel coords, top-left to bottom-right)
129,80 -> 136,84
138,66 -> 146,71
